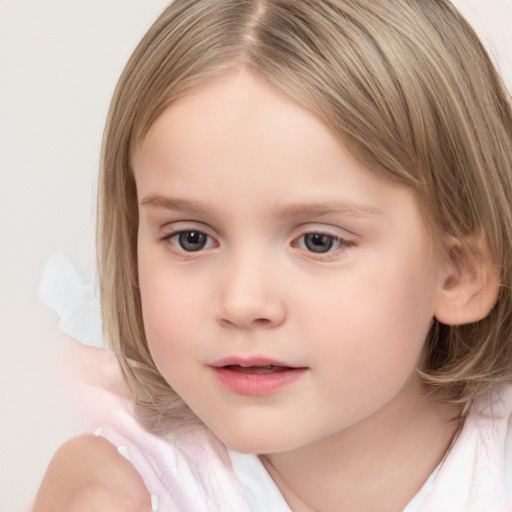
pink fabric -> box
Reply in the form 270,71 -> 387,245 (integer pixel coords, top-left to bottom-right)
100,407 -> 251,512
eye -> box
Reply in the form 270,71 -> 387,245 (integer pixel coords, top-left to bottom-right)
166,230 -> 214,252
303,233 -> 335,253
298,232 -> 350,254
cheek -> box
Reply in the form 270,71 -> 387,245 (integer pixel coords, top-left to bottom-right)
140,283 -> 201,396
137,249 -> 202,378
301,254 -> 436,389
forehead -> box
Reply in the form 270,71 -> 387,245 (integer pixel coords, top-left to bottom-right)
133,71 -> 332,170
133,71 -> 427,231
133,71 -> 364,192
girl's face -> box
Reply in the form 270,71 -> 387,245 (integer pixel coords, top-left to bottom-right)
134,71 -> 446,454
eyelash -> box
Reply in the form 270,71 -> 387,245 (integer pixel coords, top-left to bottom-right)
162,229 -> 217,254
293,231 -> 354,258
160,228 -> 354,259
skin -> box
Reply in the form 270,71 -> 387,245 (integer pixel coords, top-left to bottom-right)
134,71 -> 463,511
33,434 -> 151,512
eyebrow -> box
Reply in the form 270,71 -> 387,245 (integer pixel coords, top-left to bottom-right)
140,194 -> 382,219
140,195 -> 216,215
275,202 -> 382,219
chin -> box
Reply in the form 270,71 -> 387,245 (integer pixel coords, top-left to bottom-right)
213,427 -> 301,455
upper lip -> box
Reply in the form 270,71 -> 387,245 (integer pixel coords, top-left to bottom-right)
209,356 -> 303,368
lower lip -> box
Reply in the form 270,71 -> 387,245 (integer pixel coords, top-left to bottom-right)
211,367 -> 307,396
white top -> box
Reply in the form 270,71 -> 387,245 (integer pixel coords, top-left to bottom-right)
227,387 -> 512,512
227,446 -> 440,512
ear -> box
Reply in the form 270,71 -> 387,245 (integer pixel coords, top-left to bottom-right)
434,235 -> 500,326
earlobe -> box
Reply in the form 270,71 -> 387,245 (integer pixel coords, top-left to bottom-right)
434,236 -> 500,326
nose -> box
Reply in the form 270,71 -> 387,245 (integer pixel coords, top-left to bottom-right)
216,253 -> 287,330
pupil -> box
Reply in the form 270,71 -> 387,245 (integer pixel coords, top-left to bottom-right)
179,231 -> 207,251
304,233 -> 334,253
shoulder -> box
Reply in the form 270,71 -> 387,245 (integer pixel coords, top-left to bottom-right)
57,434 -> 143,477
33,434 -> 151,512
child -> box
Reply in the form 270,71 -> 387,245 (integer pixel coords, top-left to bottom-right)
34,0 -> 512,510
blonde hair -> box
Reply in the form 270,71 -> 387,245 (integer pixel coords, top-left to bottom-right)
98,0 -> 512,433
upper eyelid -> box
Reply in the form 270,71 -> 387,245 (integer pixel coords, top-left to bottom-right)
162,229 -> 217,247
160,221 -> 216,236
293,232 -> 352,248
293,223 -> 358,240
297,228 -> 344,237
162,227 -> 213,239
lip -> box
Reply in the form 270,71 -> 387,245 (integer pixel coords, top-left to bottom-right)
209,356 -> 308,396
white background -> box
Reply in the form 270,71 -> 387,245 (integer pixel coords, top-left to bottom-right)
0,1 -> 511,511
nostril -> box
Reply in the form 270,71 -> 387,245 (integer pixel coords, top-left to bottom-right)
253,318 -> 272,327
219,317 -> 275,329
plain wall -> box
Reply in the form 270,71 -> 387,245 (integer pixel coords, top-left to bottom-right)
0,1 -> 511,511
0,2 -> 170,510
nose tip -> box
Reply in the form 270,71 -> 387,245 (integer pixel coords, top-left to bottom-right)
216,273 -> 287,329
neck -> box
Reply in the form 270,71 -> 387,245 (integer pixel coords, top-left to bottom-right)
260,384 -> 462,512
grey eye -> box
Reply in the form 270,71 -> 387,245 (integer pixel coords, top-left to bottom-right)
177,231 -> 209,251
303,233 -> 335,253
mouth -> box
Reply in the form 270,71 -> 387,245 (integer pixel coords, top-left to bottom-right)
209,357 -> 308,395
223,364 -> 292,375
